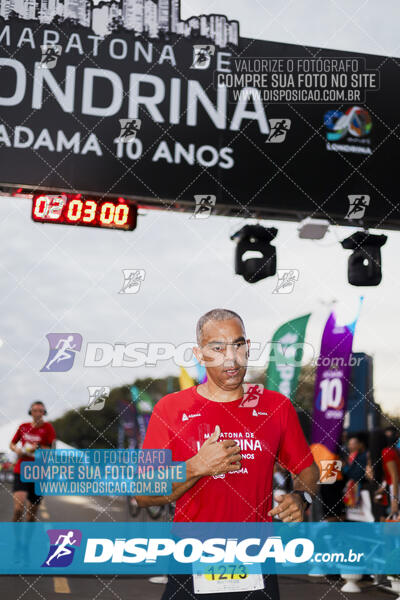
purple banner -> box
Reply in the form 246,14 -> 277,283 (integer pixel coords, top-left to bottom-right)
311,306 -> 360,467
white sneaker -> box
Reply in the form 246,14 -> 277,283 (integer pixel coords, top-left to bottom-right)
148,576 -> 168,584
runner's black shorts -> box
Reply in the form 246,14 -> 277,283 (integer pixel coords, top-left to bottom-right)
160,574 -> 280,600
320,479 -> 345,519
13,473 -> 43,505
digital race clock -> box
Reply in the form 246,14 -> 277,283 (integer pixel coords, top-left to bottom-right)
31,195 -> 137,231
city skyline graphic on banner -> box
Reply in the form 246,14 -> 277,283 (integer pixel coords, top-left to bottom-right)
0,0 -> 240,45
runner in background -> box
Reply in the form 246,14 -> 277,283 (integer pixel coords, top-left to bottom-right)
367,430 -> 400,520
381,432 -> 399,518
384,426 -> 400,457
9,401 -> 56,521
342,432 -> 368,514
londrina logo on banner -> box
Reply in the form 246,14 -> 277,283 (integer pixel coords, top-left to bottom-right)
324,106 -> 372,154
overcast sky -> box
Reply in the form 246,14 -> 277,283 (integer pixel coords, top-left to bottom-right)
1,0 -> 399,449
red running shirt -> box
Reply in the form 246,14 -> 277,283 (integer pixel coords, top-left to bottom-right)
382,447 -> 400,486
11,422 -> 56,474
142,386 -> 314,522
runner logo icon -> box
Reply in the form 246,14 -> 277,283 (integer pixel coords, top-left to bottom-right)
42,529 -> 82,567
118,119 -> 141,142
86,386 -> 110,411
41,333 -> 82,372
319,460 -> 342,484
265,119 -> 291,143
192,195 -> 216,219
272,269 -> 299,294
345,195 -> 370,220
239,383 -> 263,408
119,269 -> 146,294
191,45 -> 215,69
39,44 -> 62,69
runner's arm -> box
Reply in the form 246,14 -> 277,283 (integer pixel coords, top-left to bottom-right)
268,463 -> 319,521
386,460 -> 399,513
135,456 -> 202,507
136,427 -> 241,507
292,462 -> 319,496
10,428 -> 23,456
9,442 -> 24,457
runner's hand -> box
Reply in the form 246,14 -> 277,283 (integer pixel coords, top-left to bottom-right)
268,493 -> 305,522
191,425 -> 242,477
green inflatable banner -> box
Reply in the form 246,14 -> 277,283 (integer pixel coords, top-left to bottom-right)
265,314 -> 311,400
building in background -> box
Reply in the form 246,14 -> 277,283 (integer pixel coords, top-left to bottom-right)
1,0 -> 240,45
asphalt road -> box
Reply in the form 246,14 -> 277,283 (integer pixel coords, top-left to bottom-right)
0,481 -> 394,600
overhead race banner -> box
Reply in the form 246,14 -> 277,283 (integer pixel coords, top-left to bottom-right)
265,314 -> 310,400
0,1 -> 399,228
310,301 -> 362,470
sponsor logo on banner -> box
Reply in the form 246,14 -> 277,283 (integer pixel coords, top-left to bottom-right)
324,106 -> 372,154
41,333 -> 82,372
42,529 -> 82,567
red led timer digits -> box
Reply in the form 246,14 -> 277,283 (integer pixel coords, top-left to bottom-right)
32,195 -> 136,230
33,195 -> 66,220
66,199 -> 129,226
